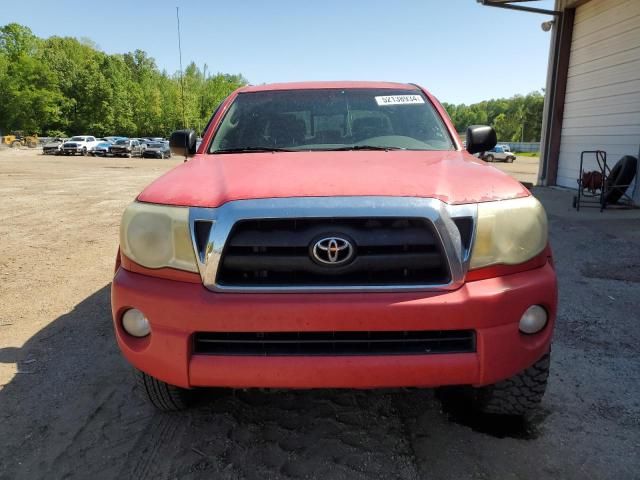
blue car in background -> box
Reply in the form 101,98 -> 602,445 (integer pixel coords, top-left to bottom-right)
90,141 -> 113,156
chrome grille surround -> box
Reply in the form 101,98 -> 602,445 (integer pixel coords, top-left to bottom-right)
189,196 -> 477,293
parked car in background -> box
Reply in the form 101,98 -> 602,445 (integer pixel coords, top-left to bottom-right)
481,145 -> 516,163
61,136 -> 100,156
104,136 -> 127,143
142,141 -> 171,158
133,139 -> 147,155
42,137 -> 66,155
109,138 -> 144,157
143,137 -> 165,144
90,141 -> 113,157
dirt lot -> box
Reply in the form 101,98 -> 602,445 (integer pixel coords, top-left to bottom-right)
1,149 -> 639,479
491,155 -> 540,185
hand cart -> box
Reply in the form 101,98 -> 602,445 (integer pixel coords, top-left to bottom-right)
573,150 -> 636,212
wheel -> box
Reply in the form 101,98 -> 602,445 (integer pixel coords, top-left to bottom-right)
604,155 -> 637,204
485,154 -> 494,162
507,156 -> 515,163
81,147 -> 87,156
135,369 -> 192,411
11,140 -> 21,149
472,353 -> 550,415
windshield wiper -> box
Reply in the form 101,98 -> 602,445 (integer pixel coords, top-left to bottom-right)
212,146 -> 297,154
320,145 -> 405,151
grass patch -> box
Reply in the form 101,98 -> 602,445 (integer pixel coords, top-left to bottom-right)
515,152 -> 540,157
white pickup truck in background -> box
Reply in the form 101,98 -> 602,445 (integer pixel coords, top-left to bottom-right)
61,136 -> 100,156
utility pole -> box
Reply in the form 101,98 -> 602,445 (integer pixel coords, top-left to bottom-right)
200,63 -> 208,132
176,7 -> 186,129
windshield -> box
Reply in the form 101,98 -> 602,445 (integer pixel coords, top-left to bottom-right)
115,139 -> 128,145
209,88 -> 454,153
70,136 -> 85,141
147,142 -> 163,148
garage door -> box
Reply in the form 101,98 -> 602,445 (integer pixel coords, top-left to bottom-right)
557,0 -> 640,200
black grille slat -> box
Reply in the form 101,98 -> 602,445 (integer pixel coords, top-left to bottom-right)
217,217 -> 450,287
453,217 -> 474,253
222,253 -> 443,272
193,330 -> 476,356
228,227 -> 437,248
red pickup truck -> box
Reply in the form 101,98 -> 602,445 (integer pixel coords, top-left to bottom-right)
112,81 -> 556,414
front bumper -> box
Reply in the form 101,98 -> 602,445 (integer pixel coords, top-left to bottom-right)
110,149 -> 131,156
111,262 -> 557,389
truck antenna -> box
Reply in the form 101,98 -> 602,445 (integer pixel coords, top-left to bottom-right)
176,6 -> 186,129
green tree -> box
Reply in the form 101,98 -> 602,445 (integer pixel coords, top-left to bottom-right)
444,91 -> 546,142
0,24 -> 63,134
0,23 -> 247,137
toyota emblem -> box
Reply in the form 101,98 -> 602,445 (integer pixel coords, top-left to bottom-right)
311,236 -> 355,266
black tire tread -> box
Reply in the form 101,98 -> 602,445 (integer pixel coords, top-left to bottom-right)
476,353 -> 550,415
604,155 -> 637,204
134,369 -> 191,411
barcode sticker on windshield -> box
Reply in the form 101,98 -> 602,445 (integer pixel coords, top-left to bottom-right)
375,95 -> 425,106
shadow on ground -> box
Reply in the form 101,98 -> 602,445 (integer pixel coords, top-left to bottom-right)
0,285 -> 549,480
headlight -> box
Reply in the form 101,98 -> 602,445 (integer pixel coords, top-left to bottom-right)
470,196 -> 548,269
120,202 -> 197,272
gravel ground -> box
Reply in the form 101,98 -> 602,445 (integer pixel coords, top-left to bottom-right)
490,155 -> 540,185
0,149 -> 638,479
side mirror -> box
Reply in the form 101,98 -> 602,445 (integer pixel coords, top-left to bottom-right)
465,125 -> 497,154
169,129 -> 197,157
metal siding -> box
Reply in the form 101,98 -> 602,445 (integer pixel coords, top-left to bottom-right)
557,0 -> 640,202
568,45 -> 640,78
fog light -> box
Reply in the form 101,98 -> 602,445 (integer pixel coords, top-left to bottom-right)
519,305 -> 548,334
122,309 -> 151,337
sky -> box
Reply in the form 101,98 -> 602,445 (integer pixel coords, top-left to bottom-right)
0,0 -> 556,105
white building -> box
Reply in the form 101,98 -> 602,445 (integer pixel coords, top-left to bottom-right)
482,0 -> 640,203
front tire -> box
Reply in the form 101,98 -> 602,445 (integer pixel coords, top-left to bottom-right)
485,154 -> 494,162
473,353 -> 550,415
507,156 -> 515,163
135,369 -> 192,411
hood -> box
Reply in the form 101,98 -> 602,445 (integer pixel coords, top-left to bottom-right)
137,150 -> 530,207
